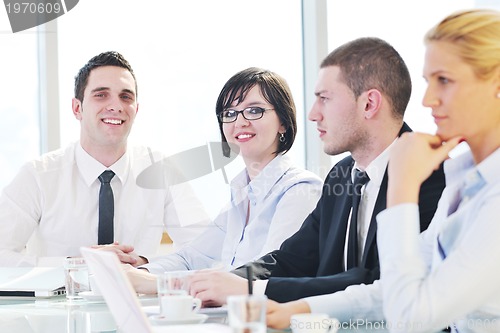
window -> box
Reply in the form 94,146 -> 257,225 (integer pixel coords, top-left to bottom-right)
3,0 -> 497,194
0,16 -> 40,189
326,0 -> 480,162
56,0 -> 304,217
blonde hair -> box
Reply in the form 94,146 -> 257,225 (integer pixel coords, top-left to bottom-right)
425,9 -> 500,80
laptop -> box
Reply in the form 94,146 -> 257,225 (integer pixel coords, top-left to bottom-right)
0,267 -> 66,298
80,247 -> 231,333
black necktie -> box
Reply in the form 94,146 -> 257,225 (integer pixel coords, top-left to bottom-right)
347,169 -> 370,269
98,170 -> 115,245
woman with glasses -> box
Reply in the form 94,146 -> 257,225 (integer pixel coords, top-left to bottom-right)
266,9 -> 500,332
126,67 -> 322,296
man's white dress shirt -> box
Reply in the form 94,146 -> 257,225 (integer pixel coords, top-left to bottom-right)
0,142 -> 210,266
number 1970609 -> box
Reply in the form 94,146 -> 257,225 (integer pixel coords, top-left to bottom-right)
6,2 -> 62,14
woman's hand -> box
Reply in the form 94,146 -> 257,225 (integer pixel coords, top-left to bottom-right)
266,299 -> 311,330
387,133 -> 461,207
188,270 -> 248,307
122,264 -> 158,294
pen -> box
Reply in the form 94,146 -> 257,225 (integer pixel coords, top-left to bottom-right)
246,265 -> 253,295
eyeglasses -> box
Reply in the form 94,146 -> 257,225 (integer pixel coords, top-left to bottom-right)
218,107 -> 274,123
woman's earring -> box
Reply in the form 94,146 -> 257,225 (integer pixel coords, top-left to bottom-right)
279,132 -> 286,143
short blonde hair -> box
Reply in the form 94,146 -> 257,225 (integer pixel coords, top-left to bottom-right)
425,9 -> 500,80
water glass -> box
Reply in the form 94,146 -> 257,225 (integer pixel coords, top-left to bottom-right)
227,295 -> 267,333
157,270 -> 193,297
64,257 -> 90,300
157,270 -> 200,318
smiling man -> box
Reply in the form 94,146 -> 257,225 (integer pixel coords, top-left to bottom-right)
0,51 -> 209,266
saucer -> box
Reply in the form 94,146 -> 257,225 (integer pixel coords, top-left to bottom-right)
143,305 -> 227,316
199,306 -> 227,315
79,291 -> 105,302
149,313 -> 208,325
142,305 -> 159,316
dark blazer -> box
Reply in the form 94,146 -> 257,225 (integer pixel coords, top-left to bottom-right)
232,123 -> 446,302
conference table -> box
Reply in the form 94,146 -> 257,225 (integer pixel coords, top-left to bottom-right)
0,296 -> 393,333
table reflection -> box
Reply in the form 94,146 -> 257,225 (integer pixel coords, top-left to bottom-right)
0,298 -> 395,333
0,298 -> 116,333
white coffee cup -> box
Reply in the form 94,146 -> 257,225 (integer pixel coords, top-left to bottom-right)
290,313 -> 340,333
159,295 -> 201,318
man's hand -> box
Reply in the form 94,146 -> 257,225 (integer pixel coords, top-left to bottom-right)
266,299 -> 311,330
90,242 -> 147,266
188,270 -> 249,307
122,264 -> 158,294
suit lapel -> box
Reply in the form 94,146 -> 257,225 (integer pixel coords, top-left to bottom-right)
318,159 -> 354,274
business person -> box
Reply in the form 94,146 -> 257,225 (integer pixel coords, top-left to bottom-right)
0,51 -> 209,266
125,67 -> 322,293
267,9 -> 500,332
185,37 -> 446,307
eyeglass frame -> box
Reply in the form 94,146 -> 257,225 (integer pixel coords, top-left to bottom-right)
218,107 -> 274,123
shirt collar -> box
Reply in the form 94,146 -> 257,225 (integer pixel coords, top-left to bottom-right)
476,147 -> 500,185
75,142 -> 129,186
352,139 -> 396,188
231,154 -> 292,203
445,146 -> 500,187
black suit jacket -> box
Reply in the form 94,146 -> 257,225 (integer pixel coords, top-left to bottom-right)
233,123 -> 446,302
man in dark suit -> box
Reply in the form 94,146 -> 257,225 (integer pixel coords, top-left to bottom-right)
188,37 -> 445,305
235,122 -> 444,303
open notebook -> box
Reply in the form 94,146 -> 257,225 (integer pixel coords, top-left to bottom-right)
80,247 -> 230,333
0,267 -> 66,298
